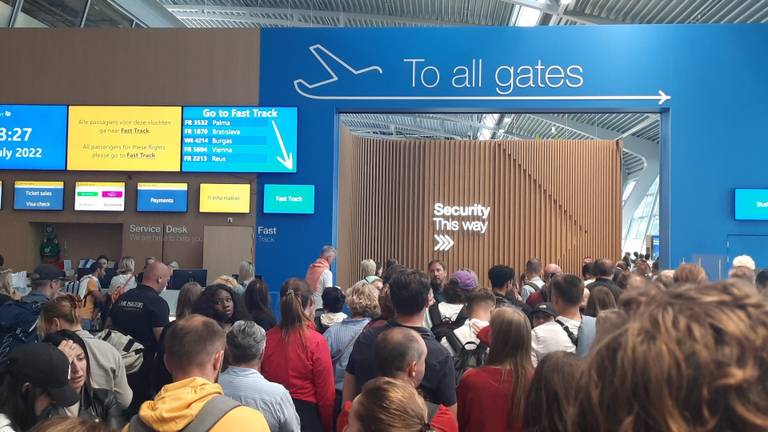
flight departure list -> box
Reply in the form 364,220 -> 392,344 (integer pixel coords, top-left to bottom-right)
181,107 -> 297,173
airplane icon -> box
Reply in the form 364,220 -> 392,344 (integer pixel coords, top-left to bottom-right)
294,45 -> 383,98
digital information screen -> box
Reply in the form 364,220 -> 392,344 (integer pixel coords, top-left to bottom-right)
181,107 -> 297,173
14,181 -> 64,210
263,184 -> 315,214
735,189 -> 768,220
137,182 -> 188,213
199,183 -> 251,213
74,182 -> 125,212
67,106 -> 182,172
0,105 -> 67,170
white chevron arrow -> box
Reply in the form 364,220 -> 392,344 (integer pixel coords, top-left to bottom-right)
434,234 -> 455,251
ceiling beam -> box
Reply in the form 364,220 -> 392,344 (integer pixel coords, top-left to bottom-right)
527,114 -> 657,153
111,0 -> 184,27
498,0 -> 559,15
166,5 -> 470,27
561,11 -> 624,25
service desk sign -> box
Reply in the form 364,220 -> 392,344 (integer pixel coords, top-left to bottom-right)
433,202 -> 491,251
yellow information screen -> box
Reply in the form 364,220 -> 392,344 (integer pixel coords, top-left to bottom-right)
199,183 -> 251,214
67,106 -> 182,172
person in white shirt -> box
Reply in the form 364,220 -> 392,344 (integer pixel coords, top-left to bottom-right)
305,246 -> 336,311
424,269 -> 477,329
530,274 -> 585,366
441,289 -> 495,355
521,259 -> 544,302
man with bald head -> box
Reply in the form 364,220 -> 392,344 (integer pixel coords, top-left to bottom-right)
110,261 -> 173,413
543,263 -> 562,283
337,327 -> 458,432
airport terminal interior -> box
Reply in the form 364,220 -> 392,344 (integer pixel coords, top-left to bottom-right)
0,1 -> 767,432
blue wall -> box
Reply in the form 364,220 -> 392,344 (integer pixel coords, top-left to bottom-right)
256,24 -> 768,300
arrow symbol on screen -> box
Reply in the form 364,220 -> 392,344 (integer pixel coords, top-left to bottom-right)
434,234 -> 454,251
272,120 -> 294,171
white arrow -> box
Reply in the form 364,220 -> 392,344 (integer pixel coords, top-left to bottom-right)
294,86 -> 672,105
434,234 -> 455,251
272,120 -> 294,170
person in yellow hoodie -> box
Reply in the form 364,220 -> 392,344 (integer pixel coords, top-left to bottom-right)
123,315 -> 269,432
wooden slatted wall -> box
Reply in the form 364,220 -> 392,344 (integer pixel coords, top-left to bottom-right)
337,126 -> 622,288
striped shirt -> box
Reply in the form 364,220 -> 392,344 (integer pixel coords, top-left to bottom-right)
323,317 -> 371,390
219,366 -> 301,432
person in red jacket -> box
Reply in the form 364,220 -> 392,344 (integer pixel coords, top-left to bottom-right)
337,326 -> 458,432
261,278 -> 335,432
457,307 -> 534,432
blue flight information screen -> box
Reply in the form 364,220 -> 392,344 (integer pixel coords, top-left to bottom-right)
0,105 -> 68,170
181,107 -> 298,173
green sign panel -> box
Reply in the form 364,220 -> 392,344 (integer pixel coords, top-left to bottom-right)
263,184 -> 315,214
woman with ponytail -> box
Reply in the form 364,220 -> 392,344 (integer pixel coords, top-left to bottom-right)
261,278 -> 335,432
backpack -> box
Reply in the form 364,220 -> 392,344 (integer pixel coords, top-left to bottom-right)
555,315 -> 597,357
0,301 -> 41,361
444,331 -> 489,386
429,303 -> 468,342
128,395 -> 241,432
93,329 -> 144,374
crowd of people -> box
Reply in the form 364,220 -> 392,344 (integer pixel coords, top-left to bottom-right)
1,247 -> 768,432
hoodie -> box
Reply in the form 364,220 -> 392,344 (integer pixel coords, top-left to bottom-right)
124,377 -> 269,432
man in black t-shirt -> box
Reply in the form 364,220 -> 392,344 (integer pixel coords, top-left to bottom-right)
343,268 -> 457,414
109,261 -> 172,413
587,259 -> 623,301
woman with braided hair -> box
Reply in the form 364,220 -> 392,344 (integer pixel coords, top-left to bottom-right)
261,278 -> 335,432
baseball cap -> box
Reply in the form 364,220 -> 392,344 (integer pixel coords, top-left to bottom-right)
450,270 -> 478,291
532,302 -> 558,318
732,255 -> 756,271
4,343 -> 79,407
30,264 -> 65,282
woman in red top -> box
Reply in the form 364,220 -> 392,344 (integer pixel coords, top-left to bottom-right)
457,307 -> 533,432
261,278 -> 335,432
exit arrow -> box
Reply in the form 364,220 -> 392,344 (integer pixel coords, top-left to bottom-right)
272,120 -> 294,171
434,234 -> 454,252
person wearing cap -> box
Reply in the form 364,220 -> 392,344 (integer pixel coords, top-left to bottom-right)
424,269 -> 476,330
0,343 -> 80,431
219,321 -> 300,432
40,331 -> 124,428
23,264 -> 65,304
531,302 -> 557,328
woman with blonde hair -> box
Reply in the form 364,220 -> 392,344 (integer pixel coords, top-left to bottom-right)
345,377 -> 433,432
359,259 -> 376,279
174,281 -> 202,320
572,280 -> 768,432
673,263 -> 708,284
107,257 -> 136,298
238,261 -> 255,294
324,282 -> 380,416
457,307 -> 533,432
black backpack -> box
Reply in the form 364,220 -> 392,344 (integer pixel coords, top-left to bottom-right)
0,301 -> 42,361
444,331 -> 489,386
429,303 -> 468,342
